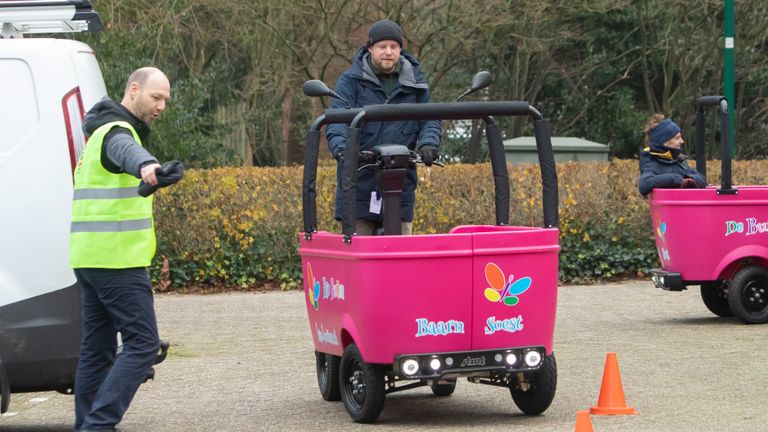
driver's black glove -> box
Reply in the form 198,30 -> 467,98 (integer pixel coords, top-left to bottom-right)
358,150 -> 377,165
334,150 -> 345,162
419,145 -> 439,167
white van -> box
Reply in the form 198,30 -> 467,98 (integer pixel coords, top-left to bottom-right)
0,0 -> 105,413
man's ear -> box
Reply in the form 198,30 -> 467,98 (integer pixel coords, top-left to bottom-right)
129,82 -> 140,98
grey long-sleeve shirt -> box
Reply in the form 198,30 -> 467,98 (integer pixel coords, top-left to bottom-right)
102,129 -> 158,177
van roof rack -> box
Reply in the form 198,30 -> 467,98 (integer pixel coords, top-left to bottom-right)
0,0 -> 102,39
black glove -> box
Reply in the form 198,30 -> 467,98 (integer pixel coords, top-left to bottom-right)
138,160 -> 185,197
419,145 -> 439,167
358,150 -> 377,166
334,149 -> 344,162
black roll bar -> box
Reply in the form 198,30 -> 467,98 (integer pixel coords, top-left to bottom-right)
694,96 -> 736,194
335,101 -> 558,241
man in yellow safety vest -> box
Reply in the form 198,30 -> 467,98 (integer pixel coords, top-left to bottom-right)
69,66 -> 174,432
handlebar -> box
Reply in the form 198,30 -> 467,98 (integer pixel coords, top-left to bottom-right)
356,150 -> 444,172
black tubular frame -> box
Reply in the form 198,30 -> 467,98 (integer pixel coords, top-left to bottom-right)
301,101 -> 559,242
694,95 -> 736,194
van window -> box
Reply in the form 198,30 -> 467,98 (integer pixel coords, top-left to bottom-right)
0,59 -> 39,155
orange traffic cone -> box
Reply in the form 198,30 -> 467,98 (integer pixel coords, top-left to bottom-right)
573,410 -> 594,432
589,352 -> 637,415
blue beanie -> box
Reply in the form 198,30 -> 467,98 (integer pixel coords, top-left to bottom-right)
650,119 -> 681,148
367,19 -> 403,47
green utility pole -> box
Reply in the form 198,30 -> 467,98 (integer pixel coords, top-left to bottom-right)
724,0 -> 735,151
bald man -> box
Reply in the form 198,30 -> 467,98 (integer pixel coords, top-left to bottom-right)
70,67 -> 171,432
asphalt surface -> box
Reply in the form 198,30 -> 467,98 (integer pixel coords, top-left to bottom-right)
1,280 -> 767,432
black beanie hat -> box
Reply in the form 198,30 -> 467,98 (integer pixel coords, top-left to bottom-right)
367,19 -> 403,47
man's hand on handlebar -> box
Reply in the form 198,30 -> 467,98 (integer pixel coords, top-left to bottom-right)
358,150 -> 377,165
419,145 -> 439,167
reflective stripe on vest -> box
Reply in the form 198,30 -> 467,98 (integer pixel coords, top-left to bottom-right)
69,121 -> 156,268
73,187 -> 143,200
71,218 -> 153,233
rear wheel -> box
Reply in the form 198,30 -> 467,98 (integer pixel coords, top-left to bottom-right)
509,353 -> 557,415
700,281 -> 733,317
430,379 -> 456,397
340,344 -> 385,423
728,266 -> 768,324
315,351 -> 340,401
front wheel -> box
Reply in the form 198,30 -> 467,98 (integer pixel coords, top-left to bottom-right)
728,266 -> 768,324
315,351 -> 340,401
509,353 -> 557,415
430,379 -> 456,397
700,281 -> 733,317
339,343 -> 385,423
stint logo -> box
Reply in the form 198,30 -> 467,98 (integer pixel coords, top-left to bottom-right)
460,355 -> 486,367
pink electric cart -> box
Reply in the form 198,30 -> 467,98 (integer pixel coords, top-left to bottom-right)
298,76 -> 560,422
649,96 -> 768,324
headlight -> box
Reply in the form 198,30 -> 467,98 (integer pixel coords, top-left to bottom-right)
494,353 -> 503,363
402,359 -> 420,376
430,358 -> 441,371
505,353 -> 517,366
524,351 -> 542,367
445,357 -> 454,366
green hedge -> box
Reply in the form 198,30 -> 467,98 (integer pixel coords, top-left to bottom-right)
150,160 -> 768,290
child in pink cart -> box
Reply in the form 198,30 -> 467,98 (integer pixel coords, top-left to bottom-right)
638,114 -> 706,196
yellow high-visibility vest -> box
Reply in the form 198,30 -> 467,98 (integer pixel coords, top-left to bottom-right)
70,121 -> 155,268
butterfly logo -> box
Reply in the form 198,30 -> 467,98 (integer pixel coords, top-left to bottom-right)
483,262 -> 531,306
306,263 -> 321,311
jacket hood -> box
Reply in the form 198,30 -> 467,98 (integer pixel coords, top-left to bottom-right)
349,46 -> 429,90
83,97 -> 150,141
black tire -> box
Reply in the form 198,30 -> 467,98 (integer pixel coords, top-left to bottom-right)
430,379 -> 456,397
315,351 -> 341,401
700,281 -> 733,317
509,353 -> 557,415
339,343 -> 385,423
728,265 -> 768,324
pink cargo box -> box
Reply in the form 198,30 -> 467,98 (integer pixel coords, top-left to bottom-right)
299,225 -> 559,364
649,186 -> 768,324
649,186 -> 768,285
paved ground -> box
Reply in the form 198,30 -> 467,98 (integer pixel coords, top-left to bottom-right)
1,280 -> 766,431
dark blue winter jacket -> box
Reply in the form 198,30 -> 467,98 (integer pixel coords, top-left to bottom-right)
326,47 -> 441,222
638,146 -> 706,196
